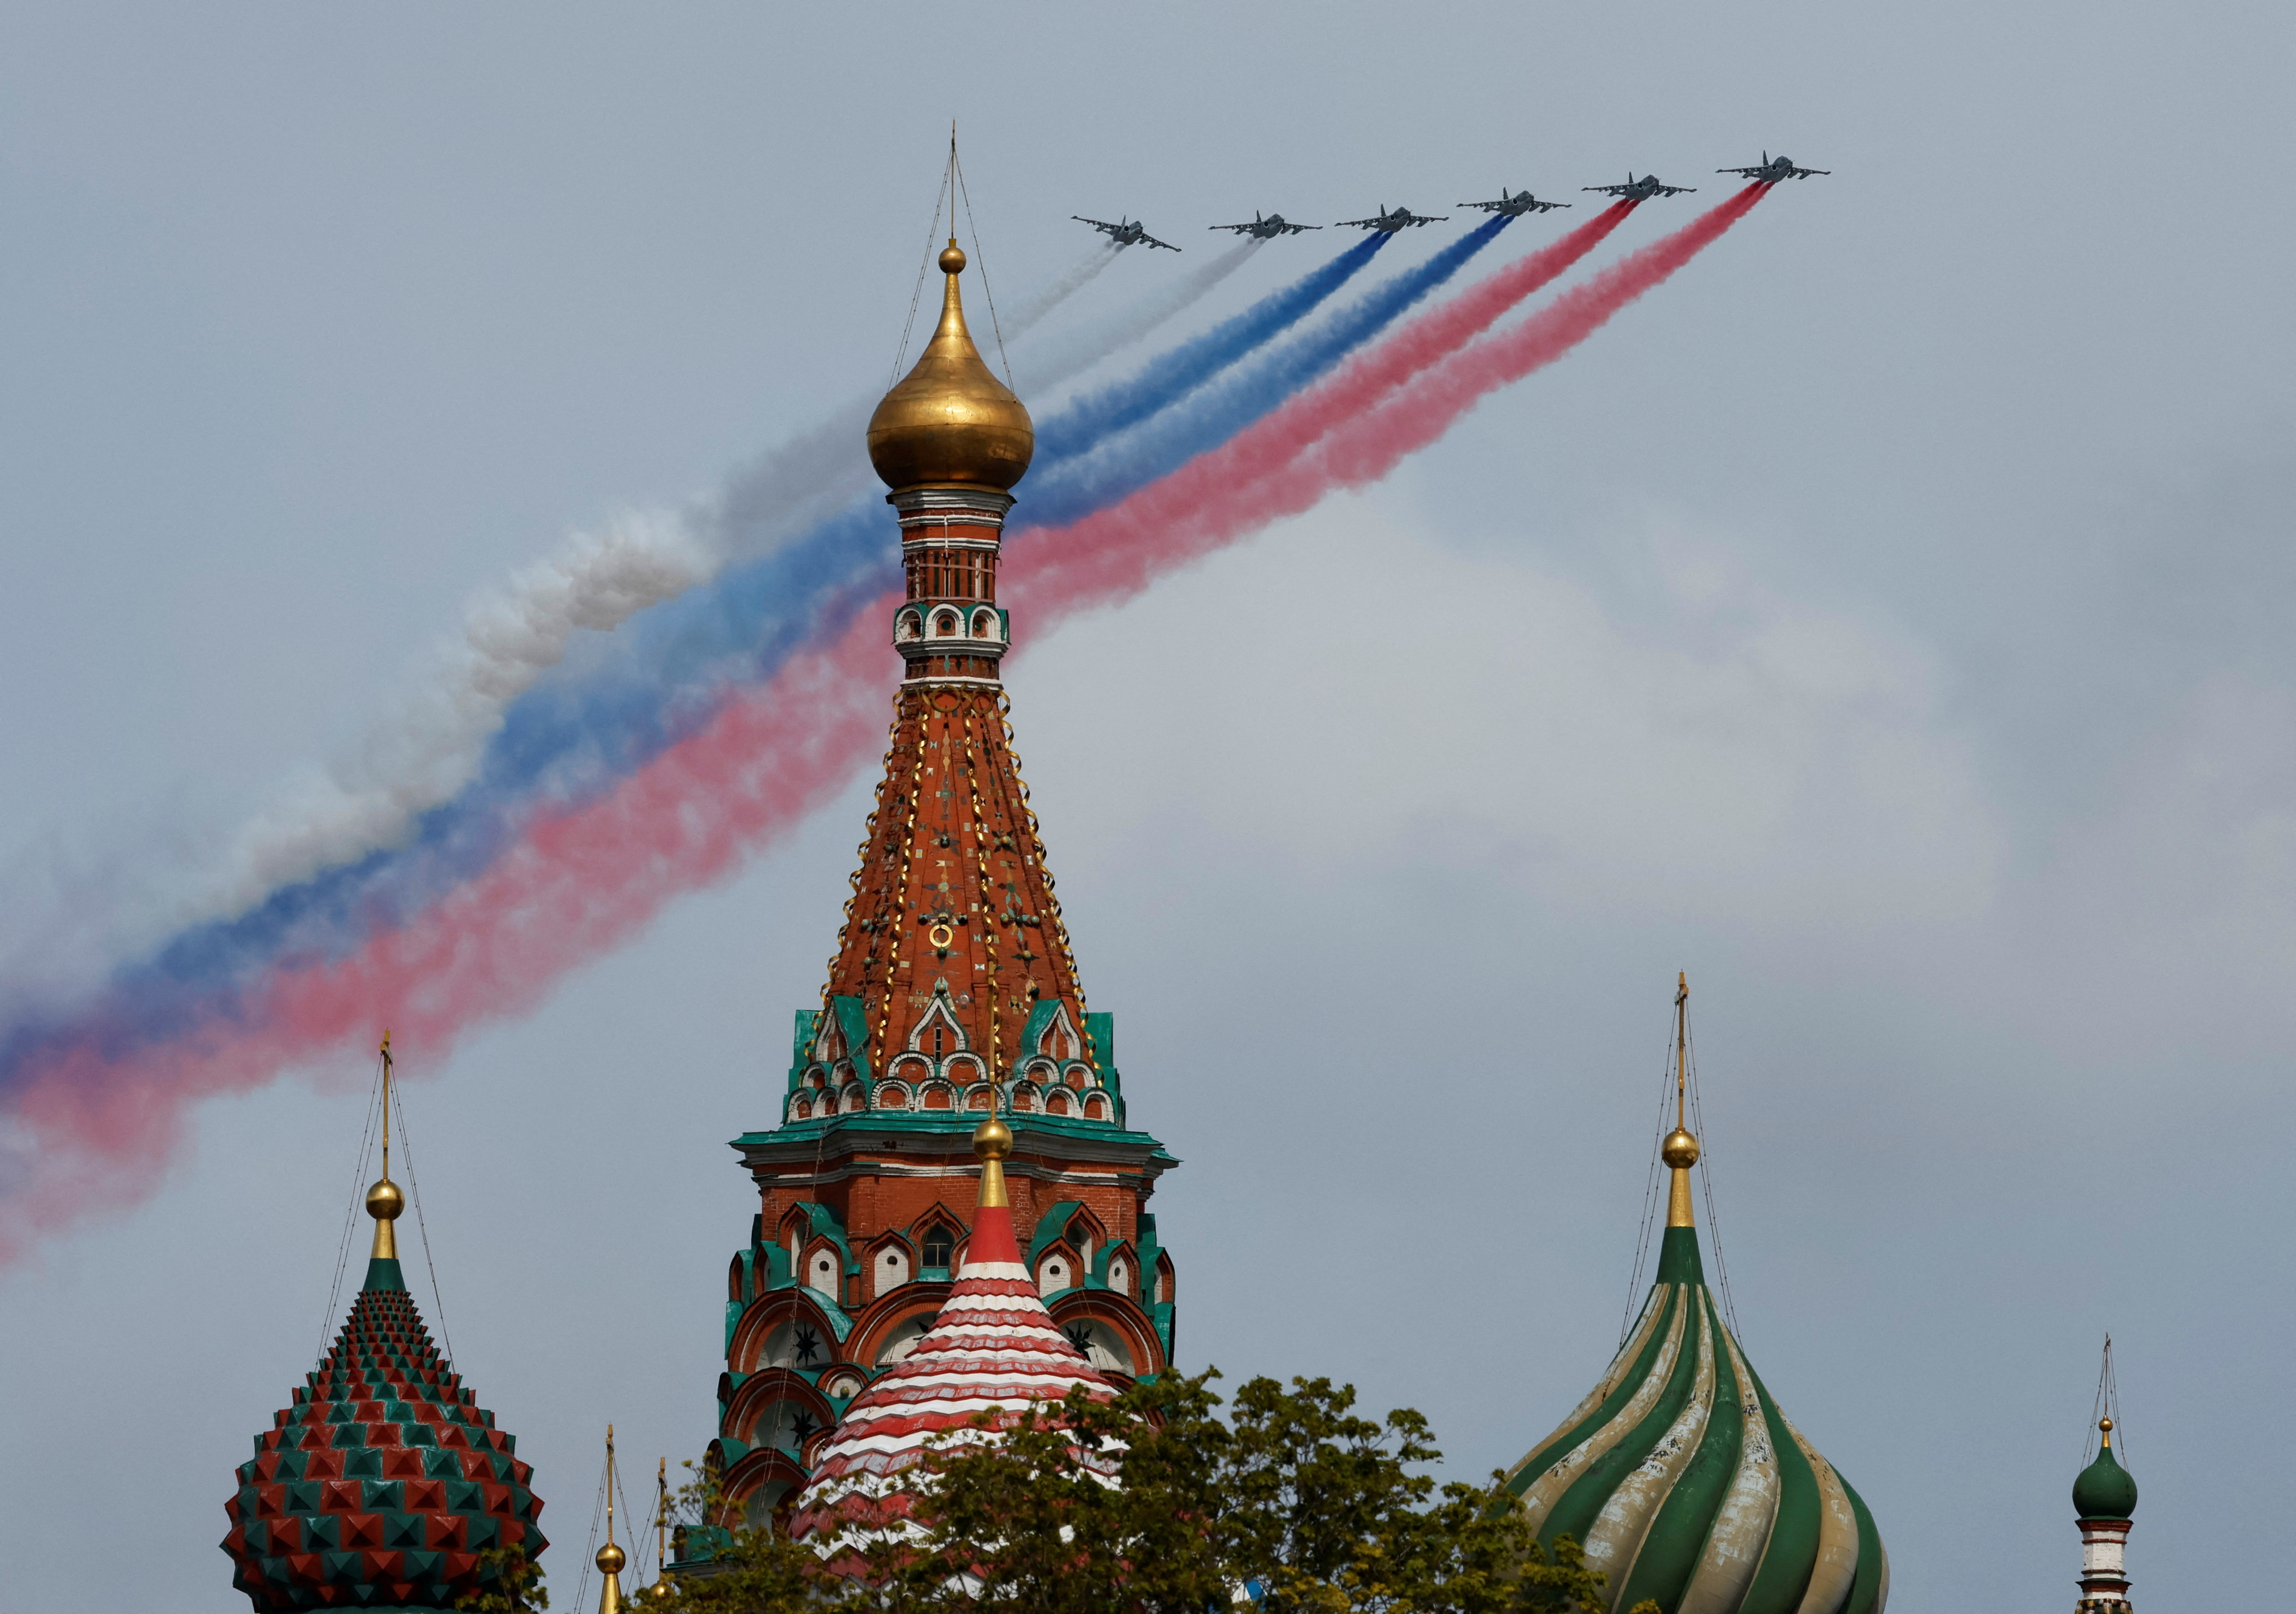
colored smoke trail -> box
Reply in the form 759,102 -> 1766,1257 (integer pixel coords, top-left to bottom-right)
155,244 -> 1197,934
1010,241 -> 1259,397
1035,235 -> 1386,462
1012,201 -> 1643,593
0,611 -> 897,1258
0,197 -> 1769,1256
1018,215 -> 1515,529
129,236 -> 1405,987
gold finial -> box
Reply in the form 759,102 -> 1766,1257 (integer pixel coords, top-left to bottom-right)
866,210 -> 1033,490
652,1456 -> 672,1599
364,1032 -> 403,1258
973,1111 -> 1013,1210
1665,975 -> 1699,1229
597,1424 -> 625,1614
2100,1416 -> 2114,1446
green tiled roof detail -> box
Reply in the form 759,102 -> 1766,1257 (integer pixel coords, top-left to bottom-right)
222,1280 -> 545,1610
1502,1227 -> 1885,1614
1025,1201 -> 1089,1268
1084,1013 -> 1118,1091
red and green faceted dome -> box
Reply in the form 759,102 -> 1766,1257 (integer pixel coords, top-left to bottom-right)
222,1266 -> 546,1611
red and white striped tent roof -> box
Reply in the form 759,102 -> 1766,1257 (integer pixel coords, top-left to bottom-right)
787,1193 -> 1117,1550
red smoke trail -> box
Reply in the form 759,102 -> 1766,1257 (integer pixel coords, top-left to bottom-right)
1007,186 -> 1765,615
1008,203 -> 1634,614
2,613 -> 894,1260
0,190 -> 1764,1261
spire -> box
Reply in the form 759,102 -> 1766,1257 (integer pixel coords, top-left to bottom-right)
651,1457 -> 671,1602
363,1031 -> 407,1291
792,178 -> 1114,1122
596,1425 -> 626,1614
1655,975 -> 1705,1284
2073,1340 -> 2137,1612
1497,979 -> 1886,1614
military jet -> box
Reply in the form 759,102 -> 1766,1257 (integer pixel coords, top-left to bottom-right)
1460,188 -> 1572,217
1073,215 -> 1181,251
1334,204 -> 1450,232
1718,152 -> 1830,183
1583,173 -> 1697,201
1211,211 -> 1321,239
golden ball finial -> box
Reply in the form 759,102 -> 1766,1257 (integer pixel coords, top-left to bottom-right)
973,1114 -> 1013,1162
365,1177 -> 404,1222
867,238 -> 1032,492
1661,1128 -> 1701,1170
596,1541 -> 626,1575
2100,1417 -> 2113,1434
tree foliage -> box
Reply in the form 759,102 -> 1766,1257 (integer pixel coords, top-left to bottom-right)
642,1372 -> 1656,1614
453,1543 -> 549,1613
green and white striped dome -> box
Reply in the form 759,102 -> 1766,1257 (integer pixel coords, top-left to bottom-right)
1502,1223 -> 1887,1614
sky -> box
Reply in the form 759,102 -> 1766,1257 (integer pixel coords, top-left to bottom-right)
1,0 -> 2291,1609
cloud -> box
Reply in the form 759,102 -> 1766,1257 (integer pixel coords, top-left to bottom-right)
1028,494 -> 2002,940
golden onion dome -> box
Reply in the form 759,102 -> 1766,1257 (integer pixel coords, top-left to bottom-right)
867,242 -> 1034,492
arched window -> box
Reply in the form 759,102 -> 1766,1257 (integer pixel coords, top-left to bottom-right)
922,1225 -> 954,1270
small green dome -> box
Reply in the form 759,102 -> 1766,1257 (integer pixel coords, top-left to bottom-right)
2073,1441 -> 2138,1520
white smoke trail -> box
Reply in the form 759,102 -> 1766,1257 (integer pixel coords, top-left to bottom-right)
211,508 -> 715,911
174,244 -> 1155,915
1012,240 -> 1263,397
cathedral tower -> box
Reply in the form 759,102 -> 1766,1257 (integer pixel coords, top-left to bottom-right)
710,239 -> 1180,1527
2071,1417 -> 2137,1612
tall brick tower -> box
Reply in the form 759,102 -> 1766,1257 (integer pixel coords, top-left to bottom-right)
709,238 -> 1180,1526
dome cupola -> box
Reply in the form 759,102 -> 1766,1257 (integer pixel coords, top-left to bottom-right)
866,242 -> 1034,492
222,1039 -> 546,1611
1500,979 -> 1888,1614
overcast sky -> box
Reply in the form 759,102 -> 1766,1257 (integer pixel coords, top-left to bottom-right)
2,2 -> 2291,1609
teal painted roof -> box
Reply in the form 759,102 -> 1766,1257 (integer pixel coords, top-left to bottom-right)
733,1109 -> 1178,1166
1502,1225 -> 1886,1614
2073,1443 -> 2138,1520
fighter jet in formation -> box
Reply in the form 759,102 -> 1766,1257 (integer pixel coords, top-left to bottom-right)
1718,152 -> 1830,183
1335,204 -> 1450,232
1460,187 -> 1572,217
1211,211 -> 1322,239
1583,173 -> 1697,202
1074,215 -> 1182,251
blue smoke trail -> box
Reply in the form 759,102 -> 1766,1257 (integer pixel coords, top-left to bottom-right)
3,230 -> 1519,1063
1016,215 -> 1511,531
1034,235 -> 1386,465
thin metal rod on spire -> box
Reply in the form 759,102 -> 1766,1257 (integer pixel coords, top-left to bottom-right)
380,1029 -> 393,1183
1674,974 -> 1688,1131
